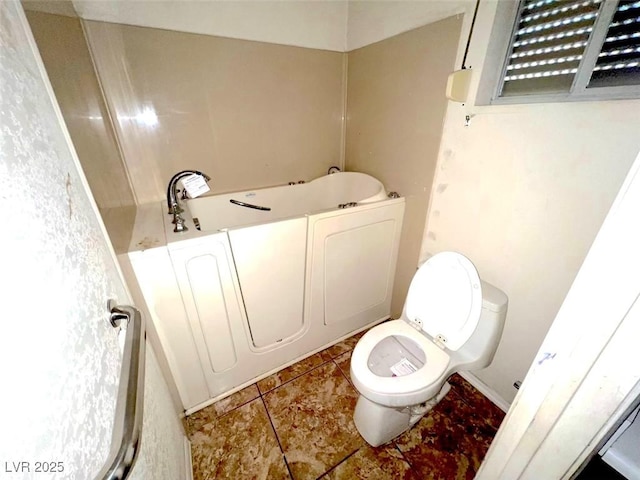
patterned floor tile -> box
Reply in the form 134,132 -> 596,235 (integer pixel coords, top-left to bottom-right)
334,351 -> 353,384
394,390 -> 498,480
257,353 -> 327,394
448,374 -> 506,430
190,398 -> 290,480
263,362 -> 363,480
185,384 -> 260,435
322,444 -> 417,480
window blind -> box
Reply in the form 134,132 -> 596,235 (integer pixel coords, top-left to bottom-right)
588,0 -> 640,87
501,0 -> 603,96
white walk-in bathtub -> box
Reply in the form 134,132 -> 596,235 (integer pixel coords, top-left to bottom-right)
129,172 -> 405,412
186,172 -> 389,232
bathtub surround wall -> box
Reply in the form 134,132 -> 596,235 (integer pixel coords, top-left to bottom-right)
83,20 -> 346,205
25,11 -> 137,255
345,17 -> 463,316
421,1 -> 640,404
22,0 -> 77,18
25,11 -> 134,211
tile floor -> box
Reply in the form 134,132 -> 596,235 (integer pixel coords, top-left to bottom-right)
184,329 -> 505,480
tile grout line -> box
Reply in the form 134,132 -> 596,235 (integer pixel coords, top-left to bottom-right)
332,357 -> 356,391
186,390 -> 262,436
260,354 -> 362,480
260,350 -> 350,396
215,393 -> 261,418
313,445 -> 362,480
392,441 -> 417,474
186,337 -> 363,478
258,386 -> 294,479
260,361 -> 329,396
313,357 -> 371,478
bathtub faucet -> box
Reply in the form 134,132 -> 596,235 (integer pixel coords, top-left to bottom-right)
166,170 -> 211,214
166,170 -> 211,233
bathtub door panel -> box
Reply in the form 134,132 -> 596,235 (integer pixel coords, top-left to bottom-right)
229,218 -> 307,349
169,236 -> 243,378
307,202 -> 405,331
185,254 -> 237,372
324,220 -> 395,323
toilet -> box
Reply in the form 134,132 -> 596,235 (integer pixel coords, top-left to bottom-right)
350,251 -> 508,447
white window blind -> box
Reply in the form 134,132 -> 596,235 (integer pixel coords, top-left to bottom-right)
498,0 -> 640,99
588,0 -> 640,87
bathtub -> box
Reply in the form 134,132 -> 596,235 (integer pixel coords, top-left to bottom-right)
129,172 -> 405,412
185,172 -> 389,232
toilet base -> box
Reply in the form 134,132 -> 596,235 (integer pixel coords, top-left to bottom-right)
353,382 -> 451,447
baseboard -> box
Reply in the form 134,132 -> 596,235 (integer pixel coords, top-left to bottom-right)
458,371 -> 511,413
184,436 -> 193,480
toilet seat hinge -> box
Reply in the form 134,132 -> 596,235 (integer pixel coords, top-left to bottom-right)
409,317 -> 423,331
434,334 -> 447,349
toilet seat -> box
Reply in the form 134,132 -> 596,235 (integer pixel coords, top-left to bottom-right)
351,320 -> 450,406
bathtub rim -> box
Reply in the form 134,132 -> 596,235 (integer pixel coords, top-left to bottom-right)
158,196 -> 404,247
181,172 -> 393,234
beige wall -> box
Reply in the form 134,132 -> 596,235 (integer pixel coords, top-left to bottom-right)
83,20 -> 346,204
421,1 -> 640,403
26,11 -> 135,211
346,16 -> 463,316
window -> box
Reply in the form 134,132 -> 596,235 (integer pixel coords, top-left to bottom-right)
492,0 -> 640,103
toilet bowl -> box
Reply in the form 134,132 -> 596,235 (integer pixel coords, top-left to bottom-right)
350,251 -> 508,446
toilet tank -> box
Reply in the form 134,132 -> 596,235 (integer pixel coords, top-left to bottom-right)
454,280 -> 508,370
481,280 -> 508,315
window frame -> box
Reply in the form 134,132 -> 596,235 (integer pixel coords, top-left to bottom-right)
477,0 -> 640,105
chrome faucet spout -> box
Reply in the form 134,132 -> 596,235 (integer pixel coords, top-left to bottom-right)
166,170 -> 211,214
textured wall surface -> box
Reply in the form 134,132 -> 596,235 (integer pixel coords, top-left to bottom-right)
0,2 -> 185,478
130,346 -> 187,480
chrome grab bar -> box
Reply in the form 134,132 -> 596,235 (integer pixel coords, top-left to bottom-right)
96,301 -> 146,480
229,199 -> 272,211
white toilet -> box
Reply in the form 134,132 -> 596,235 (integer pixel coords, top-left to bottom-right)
350,251 -> 508,447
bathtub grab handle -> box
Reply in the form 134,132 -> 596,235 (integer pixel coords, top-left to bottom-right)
230,199 -> 272,211
96,301 -> 146,480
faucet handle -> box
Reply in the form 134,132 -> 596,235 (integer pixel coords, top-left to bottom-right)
170,203 -> 184,217
173,214 -> 188,233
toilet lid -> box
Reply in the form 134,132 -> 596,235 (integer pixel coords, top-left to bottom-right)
405,252 -> 482,351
